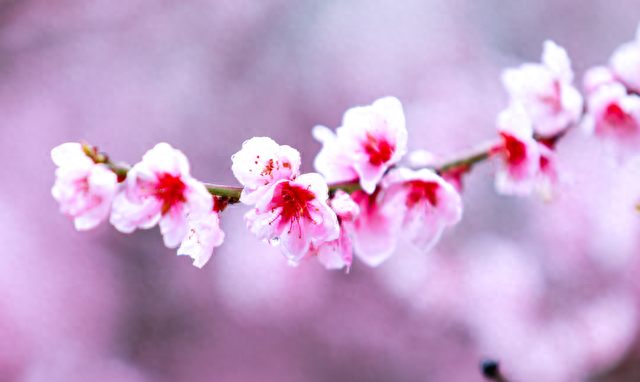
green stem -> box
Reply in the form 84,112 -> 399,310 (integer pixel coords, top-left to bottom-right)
428,139 -> 501,173
204,184 -> 243,203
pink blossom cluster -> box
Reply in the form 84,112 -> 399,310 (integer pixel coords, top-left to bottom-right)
488,30 -> 640,197
310,97 -> 462,268
489,40 -> 582,197
51,96 -> 466,271
51,142 -> 224,268
582,24 -> 640,158
232,96 -> 462,270
51,27 -> 640,271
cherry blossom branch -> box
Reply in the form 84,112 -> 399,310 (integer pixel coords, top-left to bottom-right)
203,183 -> 243,202
80,126 -> 569,206
50,28 -> 640,276
414,125 -> 572,181
428,139 -> 500,173
82,142 -> 130,182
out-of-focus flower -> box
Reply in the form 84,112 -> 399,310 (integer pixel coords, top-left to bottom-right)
110,143 -> 213,248
381,168 -> 462,253
245,173 -> 339,264
177,210 -> 225,268
502,40 -> 583,136
231,137 -> 301,205
51,142 -> 118,230
305,190 -> 359,271
491,105 -> 541,196
610,23 -> 640,93
583,66 -> 618,95
582,82 -> 640,151
313,96 -> 408,194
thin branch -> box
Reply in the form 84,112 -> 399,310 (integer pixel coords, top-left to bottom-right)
429,139 -> 501,173
79,124 -> 571,204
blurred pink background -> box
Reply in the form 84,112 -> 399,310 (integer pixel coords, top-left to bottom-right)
3,0 -> 640,381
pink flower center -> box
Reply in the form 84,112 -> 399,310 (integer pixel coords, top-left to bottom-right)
74,177 -> 90,194
260,159 -> 276,177
406,181 -> 439,208
71,177 -> 103,213
155,173 -> 186,215
269,182 -> 318,237
500,133 -> 527,166
363,132 -> 394,166
602,103 -> 636,134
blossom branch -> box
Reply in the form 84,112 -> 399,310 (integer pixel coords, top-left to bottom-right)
52,28 -> 640,270
82,142 -> 130,182
203,183 -> 243,202
428,139 -> 500,173
428,126 -> 571,175
78,127 -> 569,205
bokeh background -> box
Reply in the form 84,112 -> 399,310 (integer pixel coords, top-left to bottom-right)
3,0 -> 640,381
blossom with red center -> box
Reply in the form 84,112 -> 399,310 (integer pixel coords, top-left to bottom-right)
110,143 -> 213,248
491,105 -> 541,196
582,82 -> 640,157
313,96 -> 408,194
584,83 -> 640,138
344,167 -> 461,267
177,210 -> 225,268
232,137 -> 301,205
502,40 -> 583,137
610,23 -> 640,93
245,173 -> 339,263
381,168 -> 462,253
51,142 -> 118,230
304,190 -> 359,271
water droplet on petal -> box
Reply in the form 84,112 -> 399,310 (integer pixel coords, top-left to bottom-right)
268,237 -> 280,246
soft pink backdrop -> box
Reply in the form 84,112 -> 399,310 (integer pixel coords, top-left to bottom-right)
2,1 -> 640,381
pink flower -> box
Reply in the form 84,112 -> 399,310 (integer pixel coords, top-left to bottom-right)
610,23 -> 640,93
346,168 -> 462,267
491,105 -> 541,196
313,96 -> 408,194
110,143 -> 213,248
244,173 -> 339,263
306,190 -> 359,271
231,137 -> 301,204
381,168 -> 462,253
177,211 -> 225,268
51,143 -> 118,230
502,40 -> 583,136
583,82 -> 640,149
344,189 -> 403,267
